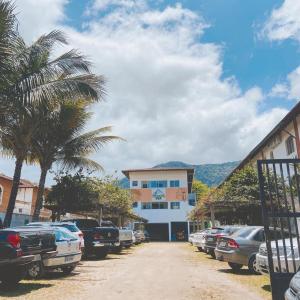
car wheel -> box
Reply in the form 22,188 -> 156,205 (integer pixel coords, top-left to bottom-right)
27,261 -> 44,279
114,245 -> 123,253
209,249 -> 216,259
228,262 -> 243,272
197,247 -> 203,252
124,245 -> 131,249
248,256 -> 261,275
95,248 -> 108,259
61,266 -> 76,275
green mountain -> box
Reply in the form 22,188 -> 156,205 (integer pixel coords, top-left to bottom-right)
120,161 -> 239,188
154,161 -> 239,187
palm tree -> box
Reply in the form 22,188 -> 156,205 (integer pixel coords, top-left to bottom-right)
1,29 -> 105,227
31,100 -> 121,221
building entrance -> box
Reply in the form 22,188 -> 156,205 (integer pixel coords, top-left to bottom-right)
171,222 -> 188,241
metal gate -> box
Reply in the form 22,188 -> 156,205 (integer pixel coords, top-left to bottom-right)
258,159 -> 300,300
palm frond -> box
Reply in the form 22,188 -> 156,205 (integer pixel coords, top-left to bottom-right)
58,156 -> 104,172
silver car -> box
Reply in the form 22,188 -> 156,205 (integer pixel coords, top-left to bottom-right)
215,226 -> 264,274
257,237 -> 300,275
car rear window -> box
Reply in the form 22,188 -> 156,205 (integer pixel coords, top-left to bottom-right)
223,227 -> 242,235
232,227 -> 257,238
74,219 -> 99,229
58,224 -> 79,233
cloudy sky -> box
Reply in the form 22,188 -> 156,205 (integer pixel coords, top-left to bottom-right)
1,0 -> 300,184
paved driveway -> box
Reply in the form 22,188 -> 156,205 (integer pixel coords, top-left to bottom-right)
0,243 -> 264,300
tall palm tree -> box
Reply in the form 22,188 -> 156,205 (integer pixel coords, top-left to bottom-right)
1,29 -> 105,227
31,100 -> 121,221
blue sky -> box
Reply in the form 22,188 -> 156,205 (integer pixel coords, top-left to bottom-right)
2,0 -> 300,184
63,0 -> 300,112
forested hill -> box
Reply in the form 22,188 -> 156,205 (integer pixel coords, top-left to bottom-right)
120,161 -> 239,188
154,161 -> 239,187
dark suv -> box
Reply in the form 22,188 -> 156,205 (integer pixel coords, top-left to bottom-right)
65,219 -> 119,259
0,227 -> 56,286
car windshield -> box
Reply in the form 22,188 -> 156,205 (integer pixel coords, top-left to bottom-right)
231,227 -> 258,238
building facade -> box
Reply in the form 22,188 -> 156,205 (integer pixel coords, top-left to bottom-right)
122,167 -> 195,241
0,174 -> 51,226
226,102 -> 300,176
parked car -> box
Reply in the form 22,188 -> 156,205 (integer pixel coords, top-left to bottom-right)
204,226 -> 243,258
285,269 -> 300,299
26,227 -> 81,279
215,226 -> 264,274
192,228 -> 221,252
65,219 -> 119,259
28,221 -> 85,251
134,230 -> 144,244
0,226 -> 57,285
257,237 -> 300,275
0,229 -> 34,286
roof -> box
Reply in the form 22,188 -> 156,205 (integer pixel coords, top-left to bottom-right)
0,173 -> 37,188
220,100 -> 300,186
122,167 -> 195,178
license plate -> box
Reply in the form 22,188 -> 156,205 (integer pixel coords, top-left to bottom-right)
207,237 -> 213,242
219,241 -> 226,247
65,256 -> 74,262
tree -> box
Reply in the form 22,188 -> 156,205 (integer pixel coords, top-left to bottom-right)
1,28 -> 104,227
31,100 -> 120,221
46,171 -> 100,221
46,173 -> 133,222
192,180 -> 210,202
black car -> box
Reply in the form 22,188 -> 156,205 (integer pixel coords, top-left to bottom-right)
65,219 -> 119,259
0,227 -> 56,286
204,226 -> 243,258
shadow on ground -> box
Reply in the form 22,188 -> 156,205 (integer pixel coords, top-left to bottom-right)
0,282 -> 53,297
218,268 -> 258,276
262,285 -> 271,292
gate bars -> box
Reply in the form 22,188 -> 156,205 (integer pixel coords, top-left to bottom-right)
258,159 -> 300,300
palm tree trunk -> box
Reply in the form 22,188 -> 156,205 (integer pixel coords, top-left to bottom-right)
4,158 -> 23,227
32,167 -> 48,222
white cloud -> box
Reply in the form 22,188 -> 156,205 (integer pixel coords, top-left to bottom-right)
262,0 -> 300,42
0,0 -> 290,184
15,0 -> 68,42
269,67 -> 300,101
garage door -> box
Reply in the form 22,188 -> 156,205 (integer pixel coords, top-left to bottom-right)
145,223 -> 169,241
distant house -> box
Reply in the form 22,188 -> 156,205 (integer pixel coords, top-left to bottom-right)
0,174 -> 51,226
122,167 -> 195,241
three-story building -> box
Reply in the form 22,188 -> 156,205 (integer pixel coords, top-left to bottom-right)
122,167 -> 195,241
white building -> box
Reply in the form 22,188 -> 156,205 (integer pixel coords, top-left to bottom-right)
122,167 -> 195,241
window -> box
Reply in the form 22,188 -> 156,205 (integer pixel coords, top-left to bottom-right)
150,181 -> 158,188
142,203 -> 151,209
158,181 -> 167,188
141,202 -> 168,209
141,181 -> 149,188
170,180 -> 180,187
270,151 -> 274,159
132,202 -> 138,208
149,181 -> 167,188
132,181 -> 138,187
286,136 -> 295,155
171,202 -> 180,209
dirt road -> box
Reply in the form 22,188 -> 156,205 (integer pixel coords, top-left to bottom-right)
0,243 -> 266,300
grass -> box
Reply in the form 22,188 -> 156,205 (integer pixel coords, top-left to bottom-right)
186,244 -> 271,300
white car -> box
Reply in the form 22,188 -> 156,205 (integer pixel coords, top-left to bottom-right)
256,238 -> 300,275
27,227 -> 82,278
27,221 -> 85,249
192,230 -> 209,251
